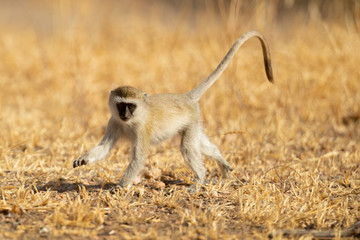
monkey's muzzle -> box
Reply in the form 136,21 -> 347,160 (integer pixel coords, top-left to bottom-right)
116,102 -> 137,122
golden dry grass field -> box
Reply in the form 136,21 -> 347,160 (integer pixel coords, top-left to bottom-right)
0,1 -> 360,239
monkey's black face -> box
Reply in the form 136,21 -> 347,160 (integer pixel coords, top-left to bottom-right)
116,102 -> 137,121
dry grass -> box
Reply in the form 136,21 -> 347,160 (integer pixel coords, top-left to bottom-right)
0,1 -> 360,239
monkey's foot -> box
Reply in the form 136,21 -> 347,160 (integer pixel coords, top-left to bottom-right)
73,156 -> 89,168
109,185 -> 123,194
186,183 -> 204,194
110,181 -> 132,194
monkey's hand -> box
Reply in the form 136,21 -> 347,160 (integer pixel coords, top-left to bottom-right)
73,145 -> 109,168
73,154 -> 89,168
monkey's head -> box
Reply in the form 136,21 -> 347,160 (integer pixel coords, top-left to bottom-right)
109,86 -> 148,123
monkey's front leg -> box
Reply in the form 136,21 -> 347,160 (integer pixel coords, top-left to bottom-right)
118,141 -> 147,187
73,118 -> 121,168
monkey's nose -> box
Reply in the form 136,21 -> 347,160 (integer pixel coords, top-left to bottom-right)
120,116 -> 130,121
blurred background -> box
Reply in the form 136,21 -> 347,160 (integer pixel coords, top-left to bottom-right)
0,0 -> 359,35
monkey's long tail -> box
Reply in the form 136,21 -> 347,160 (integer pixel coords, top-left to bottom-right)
187,30 -> 274,101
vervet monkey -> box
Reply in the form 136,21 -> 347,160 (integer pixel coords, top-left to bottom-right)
73,30 -> 273,189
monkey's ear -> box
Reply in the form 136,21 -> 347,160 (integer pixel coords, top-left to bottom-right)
144,93 -> 149,103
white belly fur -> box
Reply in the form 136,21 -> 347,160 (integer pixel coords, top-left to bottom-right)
150,114 -> 189,145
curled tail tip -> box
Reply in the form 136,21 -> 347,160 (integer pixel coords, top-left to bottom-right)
268,72 -> 274,83
265,58 -> 274,83
268,65 -> 275,83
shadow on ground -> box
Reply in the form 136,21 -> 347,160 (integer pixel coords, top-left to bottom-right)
34,180 -> 118,193
34,178 -> 188,193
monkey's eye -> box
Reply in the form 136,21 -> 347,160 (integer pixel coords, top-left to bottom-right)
127,103 -> 137,114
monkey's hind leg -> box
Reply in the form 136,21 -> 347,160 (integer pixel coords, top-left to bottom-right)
200,132 -> 233,178
180,126 -> 207,184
